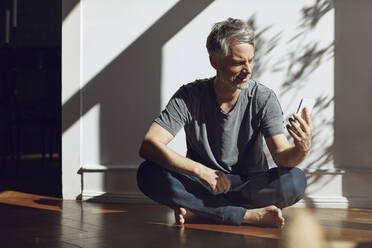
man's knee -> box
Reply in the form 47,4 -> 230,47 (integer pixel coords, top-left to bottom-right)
278,167 -> 307,207
136,161 -> 162,196
137,161 -> 184,199
290,167 -> 307,198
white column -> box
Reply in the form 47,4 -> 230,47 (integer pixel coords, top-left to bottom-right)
62,0 -> 82,199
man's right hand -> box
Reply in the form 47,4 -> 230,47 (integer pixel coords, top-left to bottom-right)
199,168 -> 231,193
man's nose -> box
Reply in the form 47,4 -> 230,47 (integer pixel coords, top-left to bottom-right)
242,63 -> 252,74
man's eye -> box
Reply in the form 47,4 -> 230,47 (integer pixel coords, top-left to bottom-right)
234,61 -> 244,65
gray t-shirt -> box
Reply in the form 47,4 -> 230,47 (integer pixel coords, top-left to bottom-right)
154,77 -> 285,176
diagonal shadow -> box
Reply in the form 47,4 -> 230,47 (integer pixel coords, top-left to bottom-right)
62,0 -> 214,165
62,0 -> 79,21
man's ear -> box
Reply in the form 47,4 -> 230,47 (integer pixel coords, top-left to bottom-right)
209,54 -> 219,69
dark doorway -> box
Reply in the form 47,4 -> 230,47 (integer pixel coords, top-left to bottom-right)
0,0 -> 61,197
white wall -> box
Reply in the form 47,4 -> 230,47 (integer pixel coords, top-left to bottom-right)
62,0 -> 372,207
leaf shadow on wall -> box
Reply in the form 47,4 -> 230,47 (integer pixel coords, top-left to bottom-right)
250,0 -> 334,208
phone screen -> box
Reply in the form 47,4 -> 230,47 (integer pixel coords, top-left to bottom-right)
296,98 -> 315,114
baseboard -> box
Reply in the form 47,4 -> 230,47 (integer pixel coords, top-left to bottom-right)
302,168 -> 372,174
295,196 -> 372,209
81,164 -> 138,171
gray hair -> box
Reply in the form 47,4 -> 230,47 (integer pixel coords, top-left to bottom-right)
206,18 -> 255,56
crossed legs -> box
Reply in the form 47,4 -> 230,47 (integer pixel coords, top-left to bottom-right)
136,161 -> 307,226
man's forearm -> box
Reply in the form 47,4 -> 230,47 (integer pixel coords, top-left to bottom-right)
275,146 -> 308,167
139,139 -> 210,178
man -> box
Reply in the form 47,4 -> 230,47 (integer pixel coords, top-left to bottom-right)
137,18 -> 312,227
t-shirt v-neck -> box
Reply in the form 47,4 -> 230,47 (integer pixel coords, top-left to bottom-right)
209,80 -> 242,118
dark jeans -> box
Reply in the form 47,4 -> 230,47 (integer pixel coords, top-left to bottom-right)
136,161 -> 307,225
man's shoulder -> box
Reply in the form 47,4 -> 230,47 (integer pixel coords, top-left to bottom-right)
249,79 -> 274,96
248,79 -> 278,107
178,77 -> 213,97
183,77 -> 213,90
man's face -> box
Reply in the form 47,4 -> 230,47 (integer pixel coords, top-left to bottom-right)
211,40 -> 254,90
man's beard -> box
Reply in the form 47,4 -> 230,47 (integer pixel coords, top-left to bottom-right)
234,74 -> 250,90
235,78 -> 250,90
236,83 -> 249,90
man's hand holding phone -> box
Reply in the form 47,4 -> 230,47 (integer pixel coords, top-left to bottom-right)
286,98 -> 314,153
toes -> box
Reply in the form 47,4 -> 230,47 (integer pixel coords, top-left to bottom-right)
174,208 -> 187,225
178,215 -> 185,224
268,206 -> 285,228
175,214 -> 184,224
273,207 -> 283,218
179,208 -> 187,216
277,211 -> 284,221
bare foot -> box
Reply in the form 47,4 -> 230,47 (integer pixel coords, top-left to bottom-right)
174,208 -> 195,224
242,205 -> 285,228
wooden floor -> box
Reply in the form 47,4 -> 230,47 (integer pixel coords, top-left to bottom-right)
1,191 -> 372,248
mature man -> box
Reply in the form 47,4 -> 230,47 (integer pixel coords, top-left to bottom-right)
137,18 -> 312,227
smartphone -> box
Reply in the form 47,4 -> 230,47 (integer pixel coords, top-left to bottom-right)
296,98 -> 315,114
